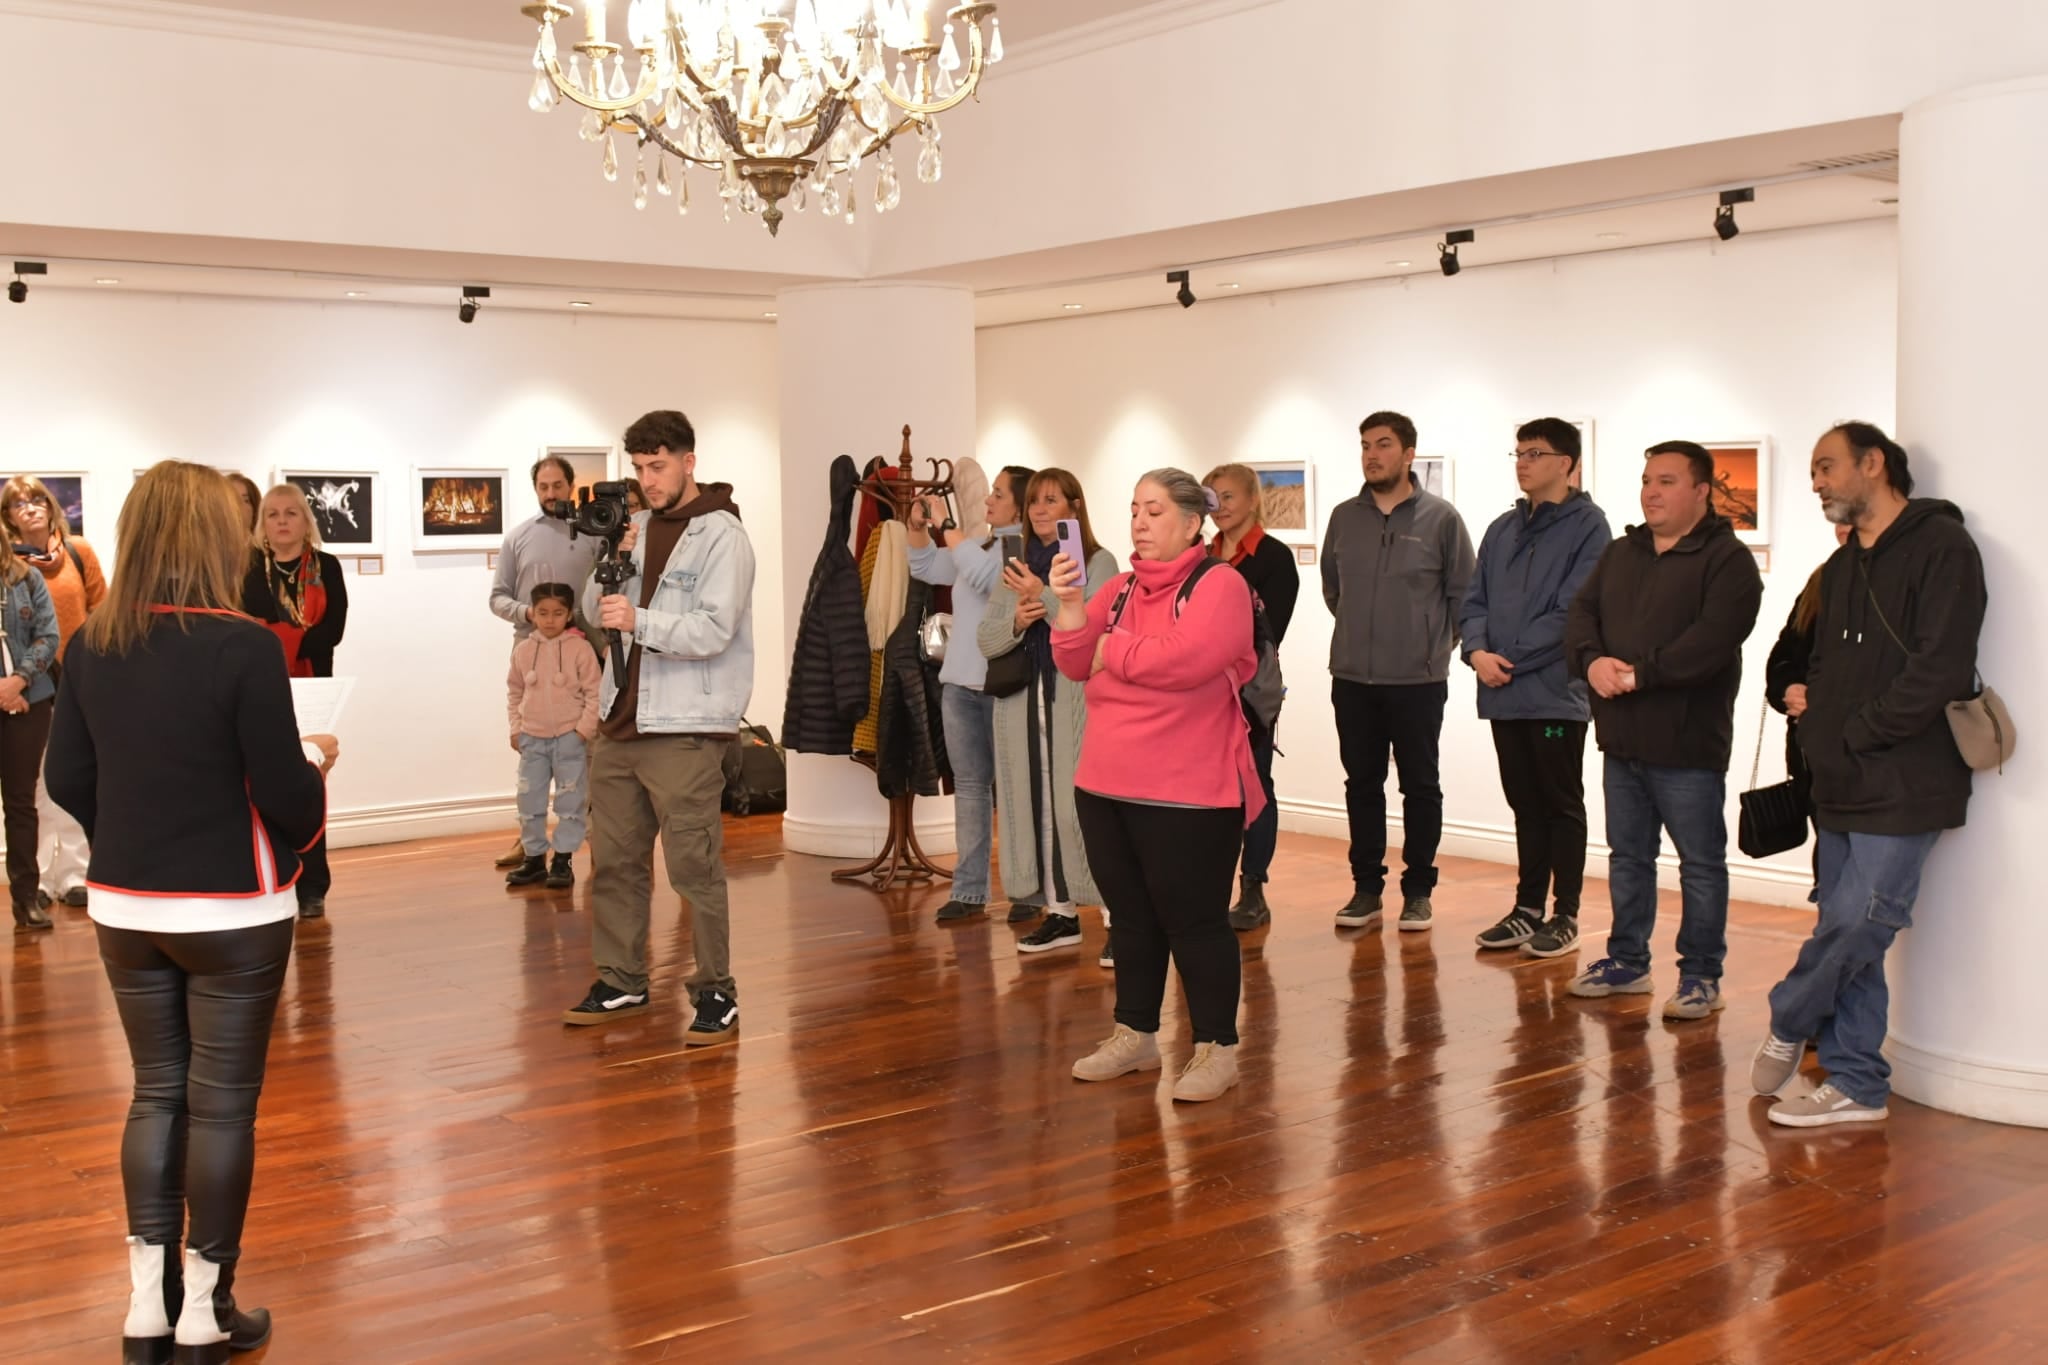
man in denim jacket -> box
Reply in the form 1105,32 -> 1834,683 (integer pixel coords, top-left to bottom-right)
562,410 -> 756,1043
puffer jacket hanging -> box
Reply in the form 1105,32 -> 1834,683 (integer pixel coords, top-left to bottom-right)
875,575 -> 953,798
783,455 -> 873,754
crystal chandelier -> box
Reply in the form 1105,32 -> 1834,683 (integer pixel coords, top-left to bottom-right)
520,1 -> 1002,236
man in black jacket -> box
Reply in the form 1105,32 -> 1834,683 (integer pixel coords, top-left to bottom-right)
1565,442 -> 1763,1021
1752,423 -> 1986,1128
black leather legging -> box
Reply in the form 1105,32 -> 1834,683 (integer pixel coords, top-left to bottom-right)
96,920 -> 295,1262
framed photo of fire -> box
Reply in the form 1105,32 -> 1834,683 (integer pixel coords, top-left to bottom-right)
412,466 -> 509,552
274,467 -> 381,556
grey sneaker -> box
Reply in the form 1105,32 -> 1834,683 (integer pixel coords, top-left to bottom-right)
1397,897 -> 1433,932
1568,957 -> 1653,998
1769,1082 -> 1888,1128
1475,907 -> 1542,950
1171,1042 -> 1239,1102
1523,916 -> 1580,959
1751,1033 -> 1805,1096
1662,976 -> 1726,1021
1072,1024 -> 1160,1081
1334,890 -> 1383,929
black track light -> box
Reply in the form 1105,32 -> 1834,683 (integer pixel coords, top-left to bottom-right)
1166,269 -> 1195,309
458,284 -> 491,324
9,261 -> 47,304
1715,187 -> 1754,242
1438,229 -> 1474,277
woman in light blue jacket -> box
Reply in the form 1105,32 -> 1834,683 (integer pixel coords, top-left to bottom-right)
907,464 -> 1034,924
1,542 -> 61,930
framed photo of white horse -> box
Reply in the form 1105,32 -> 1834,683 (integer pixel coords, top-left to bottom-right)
274,468 -> 381,556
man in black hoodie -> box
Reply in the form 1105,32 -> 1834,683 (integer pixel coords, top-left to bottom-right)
1565,442 -> 1763,1021
1752,423 -> 1986,1128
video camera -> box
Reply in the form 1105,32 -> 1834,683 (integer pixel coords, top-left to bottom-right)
546,481 -> 637,680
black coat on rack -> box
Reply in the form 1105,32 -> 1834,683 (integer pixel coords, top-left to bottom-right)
783,454 -> 871,755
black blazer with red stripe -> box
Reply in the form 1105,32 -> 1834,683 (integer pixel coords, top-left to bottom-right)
46,612 -> 327,899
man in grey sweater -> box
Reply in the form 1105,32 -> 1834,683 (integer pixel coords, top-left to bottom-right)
1320,411 -> 1476,933
485,454 -> 602,867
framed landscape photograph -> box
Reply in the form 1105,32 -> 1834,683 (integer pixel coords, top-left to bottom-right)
412,467 -> 508,552
0,472 -> 87,536
1413,455 -> 1454,501
276,467 -> 380,555
1242,460 -> 1315,545
1698,437 -> 1772,545
546,445 -> 617,507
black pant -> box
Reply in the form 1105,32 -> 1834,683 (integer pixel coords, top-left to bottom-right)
1076,791 -> 1243,1045
96,920 -> 295,1263
297,836 -> 330,906
1241,721 -> 1278,883
2,697 -> 53,907
1331,679 -> 1447,897
1490,719 -> 1588,917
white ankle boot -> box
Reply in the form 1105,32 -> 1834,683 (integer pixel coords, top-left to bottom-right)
1072,1024 -> 1161,1081
173,1249 -> 229,1362
122,1237 -> 174,1365
1171,1042 -> 1239,1101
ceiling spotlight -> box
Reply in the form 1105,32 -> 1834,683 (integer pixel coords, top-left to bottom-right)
1438,229 -> 1474,277
9,261 -> 47,304
1386,260 -> 1412,268
1714,186 -> 1754,242
95,277 -> 122,286
344,290 -> 369,299
568,299 -> 592,308
762,311 -> 778,318
1062,303 -> 1084,311
1219,282 -> 1240,290
1595,231 -> 1626,241
1165,269 -> 1195,309
457,283 -> 490,324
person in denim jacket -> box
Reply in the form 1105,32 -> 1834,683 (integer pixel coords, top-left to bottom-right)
0,544 -> 61,930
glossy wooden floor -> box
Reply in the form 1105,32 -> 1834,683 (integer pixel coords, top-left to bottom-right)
5,820 -> 2047,1363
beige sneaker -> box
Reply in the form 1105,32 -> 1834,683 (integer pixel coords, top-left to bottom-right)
1071,1024 -> 1161,1082
1171,1042 -> 1239,1102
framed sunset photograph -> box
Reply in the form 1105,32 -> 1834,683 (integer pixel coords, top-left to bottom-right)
1697,437 -> 1772,546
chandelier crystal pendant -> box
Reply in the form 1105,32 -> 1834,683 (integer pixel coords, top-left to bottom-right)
519,1 -> 1002,237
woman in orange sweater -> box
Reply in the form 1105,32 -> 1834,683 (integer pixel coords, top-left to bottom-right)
2,475 -> 107,910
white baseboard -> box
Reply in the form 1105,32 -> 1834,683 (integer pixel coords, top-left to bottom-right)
327,796 -> 523,850
1275,799 -> 1815,908
781,812 -> 958,859
1886,1035 -> 2048,1128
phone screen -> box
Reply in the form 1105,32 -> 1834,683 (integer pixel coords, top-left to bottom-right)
1055,518 -> 1084,571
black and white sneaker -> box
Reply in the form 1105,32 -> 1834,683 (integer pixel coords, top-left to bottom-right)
686,989 -> 739,1045
562,980 -> 650,1026
1475,907 -> 1542,950
1523,916 -> 1581,959
1018,913 -> 1082,953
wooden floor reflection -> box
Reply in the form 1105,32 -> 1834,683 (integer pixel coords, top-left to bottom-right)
5,819 -> 2046,1362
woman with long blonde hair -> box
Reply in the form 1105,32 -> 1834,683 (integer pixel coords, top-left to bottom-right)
46,462 -> 338,1362
0,526 -> 60,931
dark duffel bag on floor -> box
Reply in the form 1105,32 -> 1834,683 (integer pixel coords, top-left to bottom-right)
723,718 -> 788,816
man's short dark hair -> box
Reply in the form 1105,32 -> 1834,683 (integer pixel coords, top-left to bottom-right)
529,582 -> 575,611
530,453 -> 576,488
1828,420 -> 1914,497
1644,440 -> 1715,488
1517,417 -> 1582,468
1359,410 -> 1418,452
623,410 -> 697,457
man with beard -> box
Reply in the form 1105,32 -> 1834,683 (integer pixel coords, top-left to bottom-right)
1751,422 -> 1986,1127
1321,411 -> 1476,934
488,454 -> 604,867
562,410 -> 755,1045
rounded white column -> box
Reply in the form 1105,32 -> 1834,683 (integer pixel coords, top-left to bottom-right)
1888,75 -> 2048,1126
775,282 -> 975,857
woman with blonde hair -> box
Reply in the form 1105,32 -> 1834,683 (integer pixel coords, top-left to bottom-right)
46,462 -> 337,1361
241,484 -> 348,918
0,527 -> 60,931
3,474 -> 109,912
1202,464 -> 1301,930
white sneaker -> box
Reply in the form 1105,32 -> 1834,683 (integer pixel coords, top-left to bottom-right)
1072,1024 -> 1160,1081
1768,1082 -> 1889,1128
1171,1042 -> 1239,1102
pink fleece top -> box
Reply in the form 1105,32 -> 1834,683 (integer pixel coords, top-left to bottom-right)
508,631 -> 603,741
1051,545 -> 1267,825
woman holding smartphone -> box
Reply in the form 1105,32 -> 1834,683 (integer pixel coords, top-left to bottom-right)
978,468 -> 1118,957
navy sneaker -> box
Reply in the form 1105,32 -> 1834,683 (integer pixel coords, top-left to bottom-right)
1662,976 -> 1726,1021
1567,957 -> 1653,998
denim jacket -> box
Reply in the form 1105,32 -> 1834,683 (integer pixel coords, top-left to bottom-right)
1,570 -> 60,705
583,508 -> 756,734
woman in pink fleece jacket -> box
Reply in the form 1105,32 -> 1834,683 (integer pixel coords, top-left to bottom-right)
506,583 -> 603,890
1050,468 -> 1264,1102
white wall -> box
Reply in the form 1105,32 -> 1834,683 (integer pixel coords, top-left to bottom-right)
0,290 -> 782,844
976,219 -> 1900,905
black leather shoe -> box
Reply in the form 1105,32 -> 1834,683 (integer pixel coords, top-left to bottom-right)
505,855 -> 548,887
12,899 -> 51,931
296,899 -> 325,921
544,854 -> 575,889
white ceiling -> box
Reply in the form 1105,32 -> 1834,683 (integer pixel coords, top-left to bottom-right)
174,0 -> 1146,48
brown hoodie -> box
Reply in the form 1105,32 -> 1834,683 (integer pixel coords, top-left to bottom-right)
601,483 -> 740,742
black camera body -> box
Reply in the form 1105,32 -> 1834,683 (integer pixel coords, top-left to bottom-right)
547,479 -> 633,546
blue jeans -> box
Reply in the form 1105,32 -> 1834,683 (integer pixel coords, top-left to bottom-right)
516,732 -> 588,856
1241,719 -> 1278,883
940,684 -> 997,904
1603,758 -> 1728,980
1768,828 -> 1940,1107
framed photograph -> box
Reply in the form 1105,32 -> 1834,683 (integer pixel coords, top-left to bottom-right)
1412,456 -> 1454,501
546,445 -> 617,506
275,467 -> 380,555
412,467 -> 509,552
1698,438 -> 1772,545
1242,460 -> 1315,546
0,472 -> 87,536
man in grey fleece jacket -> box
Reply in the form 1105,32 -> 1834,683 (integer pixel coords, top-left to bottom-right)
1320,411 -> 1476,933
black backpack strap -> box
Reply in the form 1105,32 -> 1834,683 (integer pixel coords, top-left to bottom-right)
1171,556 -> 1224,618
1105,572 -> 1140,628
64,541 -> 83,580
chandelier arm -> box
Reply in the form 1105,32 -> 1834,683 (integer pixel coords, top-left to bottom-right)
544,50 -> 664,115
622,114 -> 732,169
873,28 -> 987,117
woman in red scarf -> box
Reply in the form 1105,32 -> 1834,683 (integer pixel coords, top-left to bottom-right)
241,484 -> 348,916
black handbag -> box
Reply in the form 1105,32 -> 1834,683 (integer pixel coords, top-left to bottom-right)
1739,696 -> 1809,859
982,644 -> 1031,699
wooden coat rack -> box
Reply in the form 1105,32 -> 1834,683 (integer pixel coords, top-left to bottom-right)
833,425 -> 958,890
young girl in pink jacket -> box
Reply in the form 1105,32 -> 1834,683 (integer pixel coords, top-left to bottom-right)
506,583 -> 602,889
1050,468 -> 1264,1103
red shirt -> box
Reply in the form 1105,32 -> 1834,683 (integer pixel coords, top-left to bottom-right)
1209,521 -> 1266,568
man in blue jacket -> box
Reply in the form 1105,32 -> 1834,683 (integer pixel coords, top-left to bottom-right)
1462,419 -> 1612,959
